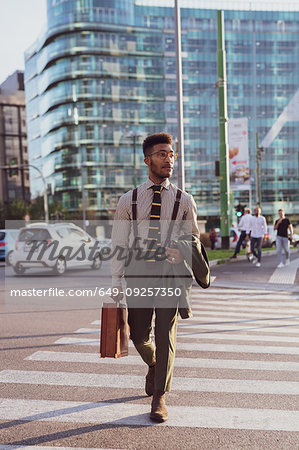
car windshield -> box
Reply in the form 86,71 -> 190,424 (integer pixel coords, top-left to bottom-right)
18,228 -> 51,241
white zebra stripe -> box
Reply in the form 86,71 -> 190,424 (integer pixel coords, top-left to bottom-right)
0,398 -> 299,431
25,351 -> 299,372
53,337 -> 299,354
76,328 -> 299,343
190,299 -> 299,308
1,370 -> 299,395
189,305 -> 299,315
177,323 -> 299,333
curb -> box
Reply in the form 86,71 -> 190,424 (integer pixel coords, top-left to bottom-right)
209,248 -> 298,267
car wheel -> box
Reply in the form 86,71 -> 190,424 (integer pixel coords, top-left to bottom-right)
53,256 -> 66,275
13,263 -> 25,275
91,254 -> 102,270
6,251 -> 13,266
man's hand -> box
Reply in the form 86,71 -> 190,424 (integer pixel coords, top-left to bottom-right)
165,247 -> 184,264
111,286 -> 124,302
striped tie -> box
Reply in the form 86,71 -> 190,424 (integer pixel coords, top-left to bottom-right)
146,184 -> 163,262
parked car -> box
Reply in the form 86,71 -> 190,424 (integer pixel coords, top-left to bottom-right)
0,229 -> 19,265
292,233 -> 299,247
11,223 -> 103,275
263,225 -> 277,248
214,227 -> 243,249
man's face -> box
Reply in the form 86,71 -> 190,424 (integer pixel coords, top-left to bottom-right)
278,210 -> 284,217
254,207 -> 260,216
145,143 -> 174,179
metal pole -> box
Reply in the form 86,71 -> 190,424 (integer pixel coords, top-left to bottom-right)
217,10 -> 230,249
252,11 -> 259,205
81,164 -> 86,230
133,135 -> 137,188
256,132 -> 261,206
174,0 -> 185,190
0,163 -> 49,223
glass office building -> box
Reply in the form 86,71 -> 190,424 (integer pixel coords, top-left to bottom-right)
25,0 -> 299,222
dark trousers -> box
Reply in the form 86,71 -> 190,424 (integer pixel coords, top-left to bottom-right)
127,306 -> 178,392
234,230 -> 247,255
251,237 -> 262,262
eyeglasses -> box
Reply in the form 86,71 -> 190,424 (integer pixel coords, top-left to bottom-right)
149,150 -> 178,161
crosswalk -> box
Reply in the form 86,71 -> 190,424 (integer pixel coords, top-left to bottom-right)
1,285 -> 299,441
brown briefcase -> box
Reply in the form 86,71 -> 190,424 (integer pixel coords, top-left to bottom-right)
99,302 -> 129,358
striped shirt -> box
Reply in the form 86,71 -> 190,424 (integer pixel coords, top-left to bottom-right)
111,177 -> 200,285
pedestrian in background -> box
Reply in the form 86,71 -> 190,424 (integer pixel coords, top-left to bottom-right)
230,208 -> 252,259
247,207 -> 267,267
274,208 -> 293,268
209,227 -> 218,250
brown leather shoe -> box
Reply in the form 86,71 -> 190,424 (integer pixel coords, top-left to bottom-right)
150,391 -> 168,422
145,364 -> 155,396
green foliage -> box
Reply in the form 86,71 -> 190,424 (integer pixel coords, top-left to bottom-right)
0,197 -> 67,228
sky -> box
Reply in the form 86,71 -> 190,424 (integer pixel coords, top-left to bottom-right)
1,0 -> 298,86
0,0 -> 47,85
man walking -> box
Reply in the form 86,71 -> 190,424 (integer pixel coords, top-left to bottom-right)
230,208 -> 252,259
111,133 -> 204,423
247,207 -> 267,267
274,209 -> 293,267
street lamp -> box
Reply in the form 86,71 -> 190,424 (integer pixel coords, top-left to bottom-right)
126,131 -> 142,188
81,161 -> 88,231
256,133 -> 264,207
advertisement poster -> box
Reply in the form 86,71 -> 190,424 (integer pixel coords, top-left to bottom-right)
228,117 -> 250,191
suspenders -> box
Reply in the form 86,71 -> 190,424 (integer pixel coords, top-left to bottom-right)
131,187 -> 182,247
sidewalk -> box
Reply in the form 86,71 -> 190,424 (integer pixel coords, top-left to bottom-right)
208,249 -> 299,293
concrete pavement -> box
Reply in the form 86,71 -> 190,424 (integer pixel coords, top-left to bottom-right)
0,256 -> 299,448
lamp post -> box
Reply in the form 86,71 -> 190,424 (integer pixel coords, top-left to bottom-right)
81,162 -> 87,230
217,10 -> 230,249
126,131 -> 142,188
174,0 -> 185,190
256,133 -> 264,207
0,163 -> 49,223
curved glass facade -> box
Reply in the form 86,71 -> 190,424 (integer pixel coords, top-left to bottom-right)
25,0 -> 299,220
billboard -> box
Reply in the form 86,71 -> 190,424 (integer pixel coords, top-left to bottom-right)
228,118 -> 250,191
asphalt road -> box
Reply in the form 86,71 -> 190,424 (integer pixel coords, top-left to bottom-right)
0,253 -> 299,449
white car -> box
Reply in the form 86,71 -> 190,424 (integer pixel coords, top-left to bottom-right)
214,227 -> 243,249
11,223 -> 102,275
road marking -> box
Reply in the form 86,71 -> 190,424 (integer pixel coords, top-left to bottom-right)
192,288 -> 277,294
0,398 -> 299,431
25,351 -> 299,372
177,323 -> 299,333
190,299 -> 299,308
92,317 -> 299,326
1,370 -> 299,395
192,311 -> 299,319
76,328 -> 299,343
268,257 -> 299,284
190,304 -> 299,315
182,317 -> 299,325
53,337 -> 299,354
176,332 -> 299,343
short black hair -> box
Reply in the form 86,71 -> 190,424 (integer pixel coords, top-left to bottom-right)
142,132 -> 173,156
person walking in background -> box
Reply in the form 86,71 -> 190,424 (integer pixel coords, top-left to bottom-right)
247,207 -> 267,267
274,209 -> 293,268
209,227 -> 218,250
230,208 -> 252,259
